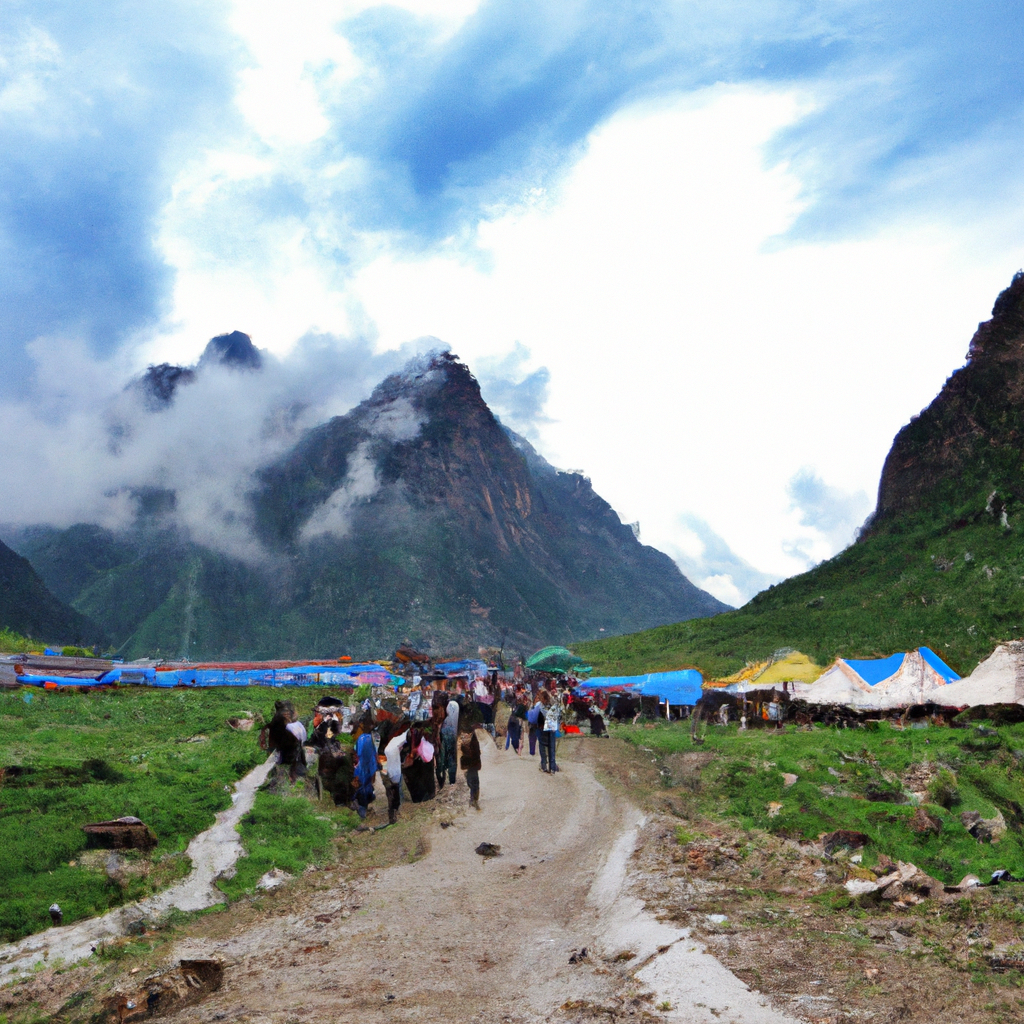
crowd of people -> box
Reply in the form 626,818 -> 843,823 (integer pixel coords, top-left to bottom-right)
263,674 -> 610,826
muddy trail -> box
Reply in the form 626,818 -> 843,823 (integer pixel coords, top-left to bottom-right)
0,754 -> 277,980
143,740 -> 796,1024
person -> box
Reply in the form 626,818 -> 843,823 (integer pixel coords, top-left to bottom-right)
473,676 -> 496,737
459,719 -> 483,809
538,690 -> 561,774
505,699 -> 524,754
266,700 -> 307,780
527,691 -> 544,761
354,731 -> 379,819
436,697 -> 460,790
718,704 -> 729,727
769,693 -> 784,730
382,726 -> 409,824
402,726 -> 436,802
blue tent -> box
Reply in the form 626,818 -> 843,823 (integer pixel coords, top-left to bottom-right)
579,669 -> 704,706
843,647 -> 959,686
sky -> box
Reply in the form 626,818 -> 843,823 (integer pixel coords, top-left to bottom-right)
2,0 -> 1024,606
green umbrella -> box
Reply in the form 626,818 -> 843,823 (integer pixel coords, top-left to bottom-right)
524,646 -> 590,674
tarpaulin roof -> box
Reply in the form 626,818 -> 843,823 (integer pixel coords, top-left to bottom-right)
435,659 -> 489,677
842,648 -> 958,686
579,669 -> 704,706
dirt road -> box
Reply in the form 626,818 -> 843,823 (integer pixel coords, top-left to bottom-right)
166,738 -> 798,1024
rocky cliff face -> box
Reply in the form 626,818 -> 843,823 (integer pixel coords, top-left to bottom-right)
18,351 -> 726,660
872,271 -> 1024,529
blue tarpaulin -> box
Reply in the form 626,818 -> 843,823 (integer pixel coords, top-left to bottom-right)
435,660 -> 489,678
919,647 -> 960,683
578,669 -> 704,706
843,648 -> 959,686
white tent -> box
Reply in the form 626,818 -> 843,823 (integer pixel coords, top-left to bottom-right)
797,648 -> 958,710
935,642 -> 1024,707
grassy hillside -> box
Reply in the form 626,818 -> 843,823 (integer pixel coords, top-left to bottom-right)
577,510 -> 1024,677
0,685 -> 352,942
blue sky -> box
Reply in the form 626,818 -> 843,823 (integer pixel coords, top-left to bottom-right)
2,0 -> 1024,604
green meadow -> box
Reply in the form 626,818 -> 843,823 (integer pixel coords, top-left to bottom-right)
614,716 -> 1024,885
0,685 -> 349,943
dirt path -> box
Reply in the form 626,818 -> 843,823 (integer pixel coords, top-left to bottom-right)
166,740 -> 799,1023
0,754 -> 277,980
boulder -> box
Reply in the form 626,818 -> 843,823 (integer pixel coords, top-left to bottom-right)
823,830 -> 871,857
961,810 -> 1006,843
82,817 -> 157,852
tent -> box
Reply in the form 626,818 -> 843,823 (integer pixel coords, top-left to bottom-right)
798,647 -> 959,710
435,659 -> 489,680
525,647 -> 589,674
578,669 -> 704,707
935,642 -> 1024,707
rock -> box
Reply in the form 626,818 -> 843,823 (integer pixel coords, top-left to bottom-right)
82,817 -> 158,852
782,773 -> 798,787
909,807 -> 943,835
103,959 -> 223,1023
823,830 -> 870,857
257,868 -> 293,890
875,853 -> 897,874
961,810 -> 1006,843
227,717 -> 255,731
767,801 -> 783,818
475,842 -> 502,858
706,914 -> 729,925
957,874 -> 982,890
844,878 -> 880,897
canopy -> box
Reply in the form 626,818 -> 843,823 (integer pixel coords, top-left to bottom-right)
578,669 -> 704,706
435,659 -> 489,679
525,646 -> 588,674
798,647 -> 959,709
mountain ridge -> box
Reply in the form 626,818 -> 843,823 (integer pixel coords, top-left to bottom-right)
13,350 -> 726,659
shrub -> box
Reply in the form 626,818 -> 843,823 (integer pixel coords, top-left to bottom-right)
927,768 -> 960,808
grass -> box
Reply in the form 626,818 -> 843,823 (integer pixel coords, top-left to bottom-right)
0,684 -> 351,943
0,628 -> 43,654
218,790 -> 357,899
576,513 -> 1024,678
612,717 -> 1024,885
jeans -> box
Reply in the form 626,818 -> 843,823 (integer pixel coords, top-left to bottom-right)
436,733 -> 457,788
465,768 -> 480,802
505,717 -> 522,751
539,730 -> 557,771
528,725 -> 538,756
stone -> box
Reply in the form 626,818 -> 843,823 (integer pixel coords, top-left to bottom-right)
823,830 -> 870,857
909,807 -> 943,835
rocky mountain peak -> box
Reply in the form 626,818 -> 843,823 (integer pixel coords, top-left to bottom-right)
871,270 -> 1024,528
199,330 -> 263,370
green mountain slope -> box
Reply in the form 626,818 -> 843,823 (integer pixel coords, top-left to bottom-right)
578,271 -> 1024,678
15,353 -> 726,660
0,538 -> 104,647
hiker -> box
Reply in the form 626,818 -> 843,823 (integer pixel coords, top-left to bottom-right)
266,700 -> 307,779
317,735 -> 355,806
527,691 -> 543,758
473,676 -> 496,737
505,698 -> 524,754
436,697 -> 460,790
353,731 -> 379,819
538,689 -> 561,773
402,726 -> 436,802
459,718 -> 483,809
382,726 -> 409,824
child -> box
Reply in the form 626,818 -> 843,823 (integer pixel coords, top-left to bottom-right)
459,719 -> 483,809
